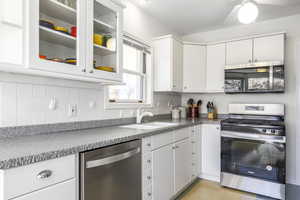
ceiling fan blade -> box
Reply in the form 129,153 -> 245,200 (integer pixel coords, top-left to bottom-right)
224,4 -> 242,24
255,0 -> 293,6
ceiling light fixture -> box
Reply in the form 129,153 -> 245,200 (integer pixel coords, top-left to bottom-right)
238,1 -> 259,24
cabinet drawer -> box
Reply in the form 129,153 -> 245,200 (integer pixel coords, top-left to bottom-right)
143,153 -> 152,172
3,155 -> 76,199
143,185 -> 153,200
151,131 -> 173,150
173,128 -> 189,142
142,137 -> 152,153
143,169 -> 153,187
12,179 -> 76,200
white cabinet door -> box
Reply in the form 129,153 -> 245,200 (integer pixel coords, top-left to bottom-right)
172,39 -> 183,92
183,44 -> 206,93
152,144 -> 174,200
206,43 -> 225,92
226,39 -> 253,65
253,34 -> 285,63
154,37 -> 172,92
85,0 -> 123,81
174,138 -> 191,194
28,0 -> 87,76
201,124 -> 221,182
14,179 -> 76,200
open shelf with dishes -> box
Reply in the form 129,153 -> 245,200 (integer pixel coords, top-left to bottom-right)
91,0 -> 119,74
39,0 -> 78,66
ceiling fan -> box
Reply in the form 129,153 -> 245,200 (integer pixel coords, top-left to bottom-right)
225,0 -> 293,24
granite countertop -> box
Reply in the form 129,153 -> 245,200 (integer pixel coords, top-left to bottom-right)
0,118 -> 221,169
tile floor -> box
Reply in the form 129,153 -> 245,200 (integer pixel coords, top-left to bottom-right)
178,179 -> 259,200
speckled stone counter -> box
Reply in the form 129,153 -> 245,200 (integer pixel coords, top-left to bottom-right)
0,118 -> 221,169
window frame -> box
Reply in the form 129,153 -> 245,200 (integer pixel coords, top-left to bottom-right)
104,34 -> 153,110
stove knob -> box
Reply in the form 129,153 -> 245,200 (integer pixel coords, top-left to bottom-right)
262,129 -> 267,133
271,130 -> 276,134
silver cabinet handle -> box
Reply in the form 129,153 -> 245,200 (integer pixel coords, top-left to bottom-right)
37,170 -> 52,179
86,148 -> 140,168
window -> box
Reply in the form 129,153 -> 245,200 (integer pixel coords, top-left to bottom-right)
106,35 -> 153,109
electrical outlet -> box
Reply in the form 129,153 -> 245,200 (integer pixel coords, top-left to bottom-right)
68,104 -> 78,117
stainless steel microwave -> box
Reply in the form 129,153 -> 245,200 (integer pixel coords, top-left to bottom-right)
224,62 -> 285,94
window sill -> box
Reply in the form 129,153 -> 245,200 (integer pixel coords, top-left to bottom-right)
104,102 -> 153,110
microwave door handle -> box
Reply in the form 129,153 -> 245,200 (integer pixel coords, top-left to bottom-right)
85,148 -> 140,169
221,131 -> 286,143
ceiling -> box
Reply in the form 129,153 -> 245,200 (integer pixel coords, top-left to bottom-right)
128,0 -> 300,35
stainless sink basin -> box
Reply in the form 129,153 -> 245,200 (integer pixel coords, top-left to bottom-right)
121,122 -> 179,130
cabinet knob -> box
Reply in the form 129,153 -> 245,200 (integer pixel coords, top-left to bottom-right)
147,143 -> 151,147
192,152 -> 195,155
89,70 -> 94,73
191,141 -> 195,144
147,176 -> 152,180
172,146 -> 176,149
248,59 -> 252,63
216,127 -> 220,130
37,170 -> 52,179
147,159 -> 151,163
184,86 -> 187,89
82,69 -> 86,72
254,59 -> 258,62
148,192 -> 152,197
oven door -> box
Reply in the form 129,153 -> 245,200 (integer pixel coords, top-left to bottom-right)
221,132 -> 286,184
224,65 -> 284,93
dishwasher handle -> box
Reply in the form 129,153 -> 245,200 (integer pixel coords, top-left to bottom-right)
86,147 -> 141,169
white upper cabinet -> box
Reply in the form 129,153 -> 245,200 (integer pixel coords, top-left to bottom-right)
0,0 -> 24,65
253,34 -> 285,63
28,0 -> 86,76
206,43 -> 225,92
154,35 -> 183,92
0,0 -> 124,83
226,33 -> 285,66
183,44 -> 206,93
226,39 -> 253,65
85,0 -> 123,81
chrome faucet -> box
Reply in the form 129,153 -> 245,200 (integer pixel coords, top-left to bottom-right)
136,108 -> 154,124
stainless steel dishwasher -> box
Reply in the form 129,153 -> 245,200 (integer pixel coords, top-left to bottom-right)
80,140 -> 141,200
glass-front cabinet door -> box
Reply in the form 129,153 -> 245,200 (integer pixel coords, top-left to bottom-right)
86,0 -> 123,82
28,0 -> 86,75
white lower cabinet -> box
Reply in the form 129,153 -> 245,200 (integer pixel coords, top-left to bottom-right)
152,144 -> 174,200
200,124 -> 221,182
143,127 -> 200,200
12,179 -> 76,200
0,155 -> 76,200
174,138 -> 192,194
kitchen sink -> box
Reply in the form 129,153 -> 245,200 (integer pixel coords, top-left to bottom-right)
121,122 -> 180,130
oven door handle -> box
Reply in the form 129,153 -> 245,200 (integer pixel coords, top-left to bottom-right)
221,131 -> 286,143
86,147 -> 140,169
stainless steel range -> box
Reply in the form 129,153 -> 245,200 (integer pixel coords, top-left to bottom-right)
221,104 -> 286,200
